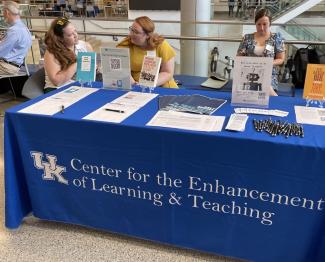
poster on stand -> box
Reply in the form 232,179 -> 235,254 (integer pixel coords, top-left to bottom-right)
101,47 -> 131,90
231,56 -> 273,108
303,64 -> 325,101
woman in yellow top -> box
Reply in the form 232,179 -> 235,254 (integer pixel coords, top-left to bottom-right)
117,16 -> 178,88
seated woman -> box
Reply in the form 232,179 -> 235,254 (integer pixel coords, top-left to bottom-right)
237,8 -> 285,96
44,17 -> 93,93
117,16 -> 178,88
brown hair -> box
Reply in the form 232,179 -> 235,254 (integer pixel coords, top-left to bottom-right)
44,17 -> 76,70
255,8 -> 272,25
134,16 -> 164,49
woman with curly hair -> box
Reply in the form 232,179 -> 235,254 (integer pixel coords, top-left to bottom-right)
117,16 -> 178,88
44,17 -> 93,92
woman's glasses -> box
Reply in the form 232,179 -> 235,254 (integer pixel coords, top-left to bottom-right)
128,26 -> 145,35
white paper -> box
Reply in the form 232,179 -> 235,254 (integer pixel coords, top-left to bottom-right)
83,91 -> 158,123
81,55 -> 91,71
234,107 -> 288,117
226,113 -> 249,131
113,91 -> 158,107
19,86 -> 98,115
295,105 -> 325,126
83,102 -> 138,123
232,57 -> 273,107
147,110 -> 225,132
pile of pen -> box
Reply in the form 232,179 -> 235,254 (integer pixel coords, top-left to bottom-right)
253,119 -> 304,138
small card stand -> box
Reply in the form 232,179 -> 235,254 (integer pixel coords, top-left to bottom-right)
138,84 -> 147,93
305,96 -> 325,108
137,84 -> 155,93
78,80 -> 94,88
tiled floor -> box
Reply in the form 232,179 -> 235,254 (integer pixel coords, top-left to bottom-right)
0,97 -> 243,262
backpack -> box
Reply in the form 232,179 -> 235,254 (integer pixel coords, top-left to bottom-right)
292,46 -> 325,89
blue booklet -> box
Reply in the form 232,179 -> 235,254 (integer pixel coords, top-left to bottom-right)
159,94 -> 227,115
76,52 -> 97,83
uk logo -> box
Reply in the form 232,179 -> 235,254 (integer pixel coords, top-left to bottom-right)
30,151 -> 68,185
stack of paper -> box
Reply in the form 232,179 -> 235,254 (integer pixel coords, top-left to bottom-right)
19,86 -> 98,115
147,110 -> 225,132
234,108 -> 288,117
225,113 -> 249,132
84,91 -> 158,123
295,105 -> 325,126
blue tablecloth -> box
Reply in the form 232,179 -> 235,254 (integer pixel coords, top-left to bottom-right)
4,84 -> 325,262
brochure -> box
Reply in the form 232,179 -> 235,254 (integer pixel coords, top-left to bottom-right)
303,64 -> 325,100
101,47 -> 131,90
76,52 -> 97,83
231,56 -> 273,107
139,55 -> 162,87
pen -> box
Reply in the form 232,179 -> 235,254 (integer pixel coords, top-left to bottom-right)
105,108 -> 125,113
180,110 -> 205,115
61,105 -> 65,114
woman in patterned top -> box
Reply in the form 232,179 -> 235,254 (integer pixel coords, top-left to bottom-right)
237,8 -> 285,96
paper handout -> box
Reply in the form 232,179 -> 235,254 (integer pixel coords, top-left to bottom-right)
295,105 -> 325,126
19,86 -> 98,115
147,110 -> 225,132
83,91 -> 158,123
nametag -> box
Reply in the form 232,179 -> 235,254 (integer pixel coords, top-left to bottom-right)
147,50 -> 156,57
265,44 -> 274,52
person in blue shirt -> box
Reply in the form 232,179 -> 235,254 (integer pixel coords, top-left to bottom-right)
0,1 -> 32,75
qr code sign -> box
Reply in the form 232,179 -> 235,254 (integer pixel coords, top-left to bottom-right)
109,57 -> 121,71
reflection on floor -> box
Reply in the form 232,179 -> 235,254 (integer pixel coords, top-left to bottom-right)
0,98 -> 243,262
